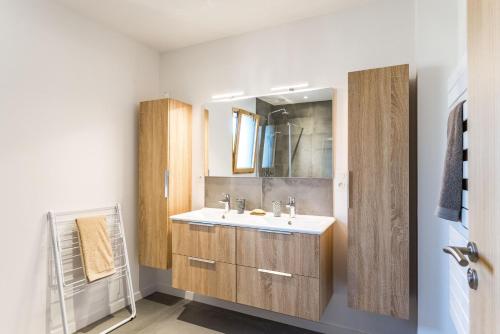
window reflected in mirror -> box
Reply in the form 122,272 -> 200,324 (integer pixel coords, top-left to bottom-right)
204,87 -> 333,178
232,108 -> 260,174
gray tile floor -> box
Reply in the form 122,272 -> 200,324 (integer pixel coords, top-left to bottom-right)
76,293 -> 319,334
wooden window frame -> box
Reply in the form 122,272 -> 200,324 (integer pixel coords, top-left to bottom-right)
232,108 -> 260,174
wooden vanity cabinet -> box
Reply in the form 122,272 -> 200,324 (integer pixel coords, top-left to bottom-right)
236,227 -> 320,277
138,99 -> 192,269
172,221 -> 235,263
172,254 -> 236,302
171,221 -> 237,302
171,221 -> 333,321
237,265 -> 320,320
236,226 -> 333,321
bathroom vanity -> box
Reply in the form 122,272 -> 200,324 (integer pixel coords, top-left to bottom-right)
170,208 -> 335,321
139,79 -> 411,321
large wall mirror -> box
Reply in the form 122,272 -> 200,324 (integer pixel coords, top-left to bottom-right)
205,87 -> 333,178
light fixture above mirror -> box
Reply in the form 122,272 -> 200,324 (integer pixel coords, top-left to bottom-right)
212,91 -> 245,100
270,82 -> 309,92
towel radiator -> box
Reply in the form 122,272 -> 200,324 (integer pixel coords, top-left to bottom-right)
48,204 -> 136,334
445,55 -> 469,334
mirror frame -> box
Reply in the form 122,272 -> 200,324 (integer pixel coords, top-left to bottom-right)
232,108 -> 261,174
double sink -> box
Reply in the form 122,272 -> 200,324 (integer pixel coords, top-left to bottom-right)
170,207 -> 335,235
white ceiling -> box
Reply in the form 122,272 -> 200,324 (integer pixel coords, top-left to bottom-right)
259,88 -> 332,105
55,0 -> 373,52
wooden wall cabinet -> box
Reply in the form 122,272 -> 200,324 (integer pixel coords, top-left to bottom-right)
347,64 -> 410,319
138,99 -> 192,269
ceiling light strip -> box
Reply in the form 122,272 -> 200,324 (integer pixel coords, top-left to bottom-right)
211,91 -> 245,100
270,82 -> 309,92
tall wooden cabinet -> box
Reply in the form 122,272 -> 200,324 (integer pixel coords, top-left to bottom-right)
347,64 -> 410,319
138,98 -> 192,269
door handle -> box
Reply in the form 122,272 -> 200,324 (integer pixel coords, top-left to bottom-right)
442,241 -> 479,267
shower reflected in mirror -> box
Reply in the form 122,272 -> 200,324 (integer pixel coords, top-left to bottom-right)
204,87 -> 333,178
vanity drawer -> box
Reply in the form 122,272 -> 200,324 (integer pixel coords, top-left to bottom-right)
237,265 -> 320,321
172,254 -> 236,302
172,221 -> 235,263
236,227 -> 319,277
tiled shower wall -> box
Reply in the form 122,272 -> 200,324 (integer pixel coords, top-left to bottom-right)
256,99 -> 333,178
272,101 -> 333,178
205,177 -> 333,216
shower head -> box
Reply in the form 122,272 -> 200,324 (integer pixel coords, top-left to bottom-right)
270,108 -> 287,115
267,108 -> 288,123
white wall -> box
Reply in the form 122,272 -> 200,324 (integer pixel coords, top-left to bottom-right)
0,0 -> 160,332
415,1 -> 464,334
206,98 -> 257,177
159,0 -> 417,333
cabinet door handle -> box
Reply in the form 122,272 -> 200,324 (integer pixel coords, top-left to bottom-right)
188,257 -> 215,264
164,169 -> 169,198
258,229 -> 291,235
188,222 -> 215,227
258,268 -> 292,277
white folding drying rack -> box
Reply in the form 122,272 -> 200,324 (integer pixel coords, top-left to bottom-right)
48,204 -> 136,334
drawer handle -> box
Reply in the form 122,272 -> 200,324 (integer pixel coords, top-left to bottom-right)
258,229 -> 291,235
189,222 -> 215,227
257,268 -> 292,277
188,256 -> 215,264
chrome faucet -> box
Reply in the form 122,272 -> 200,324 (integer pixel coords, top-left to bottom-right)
286,196 -> 296,218
219,193 -> 231,217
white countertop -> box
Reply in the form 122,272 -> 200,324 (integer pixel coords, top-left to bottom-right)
170,208 -> 335,235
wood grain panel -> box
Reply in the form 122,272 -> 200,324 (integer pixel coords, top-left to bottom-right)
138,98 -> 192,269
138,100 -> 169,269
172,254 -> 236,302
468,0 -> 500,332
319,225 -> 334,314
347,64 -> 409,319
204,108 -> 209,177
236,265 -> 320,321
236,228 -> 319,278
167,99 -> 192,267
171,222 -> 235,263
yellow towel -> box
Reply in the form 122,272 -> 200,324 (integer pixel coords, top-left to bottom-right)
76,215 -> 116,282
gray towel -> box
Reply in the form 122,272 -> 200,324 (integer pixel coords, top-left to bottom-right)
436,101 -> 465,222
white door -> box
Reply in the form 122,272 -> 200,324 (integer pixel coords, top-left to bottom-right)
468,0 -> 500,332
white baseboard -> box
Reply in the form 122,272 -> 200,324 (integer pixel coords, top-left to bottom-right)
50,285 -> 156,334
